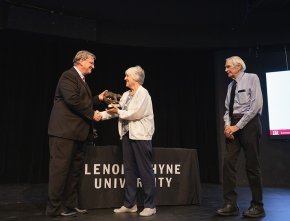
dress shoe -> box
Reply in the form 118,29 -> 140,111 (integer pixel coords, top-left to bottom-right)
72,207 -> 88,214
243,205 -> 265,218
216,204 -> 239,216
113,205 -> 138,213
139,208 -> 156,217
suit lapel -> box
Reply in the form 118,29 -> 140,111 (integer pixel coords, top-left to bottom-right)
81,78 -> 92,97
71,68 -> 92,97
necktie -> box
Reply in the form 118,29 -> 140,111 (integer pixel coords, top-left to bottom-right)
229,80 -> 237,118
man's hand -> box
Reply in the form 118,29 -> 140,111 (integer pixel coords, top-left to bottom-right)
98,90 -> 108,101
93,111 -> 102,121
224,125 -> 239,140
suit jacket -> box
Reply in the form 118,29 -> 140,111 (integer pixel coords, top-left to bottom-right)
48,67 -> 101,141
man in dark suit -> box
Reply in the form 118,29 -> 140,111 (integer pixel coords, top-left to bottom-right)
46,50 -> 105,217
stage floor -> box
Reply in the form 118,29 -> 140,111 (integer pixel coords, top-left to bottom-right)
0,183 -> 289,221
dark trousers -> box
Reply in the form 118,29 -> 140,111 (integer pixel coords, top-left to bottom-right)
223,115 -> 263,206
122,134 -> 156,208
46,136 -> 85,216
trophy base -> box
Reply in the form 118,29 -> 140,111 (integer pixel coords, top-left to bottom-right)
106,104 -> 121,110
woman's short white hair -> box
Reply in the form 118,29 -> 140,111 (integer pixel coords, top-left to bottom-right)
226,56 -> 246,71
125,65 -> 145,85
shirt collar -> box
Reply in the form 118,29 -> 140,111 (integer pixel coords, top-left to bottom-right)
235,71 -> 245,83
74,66 -> 85,81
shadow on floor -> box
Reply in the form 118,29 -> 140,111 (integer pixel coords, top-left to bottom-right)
0,183 -> 289,221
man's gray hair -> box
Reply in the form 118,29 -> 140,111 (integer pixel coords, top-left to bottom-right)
73,50 -> 96,65
226,56 -> 246,71
125,65 -> 145,85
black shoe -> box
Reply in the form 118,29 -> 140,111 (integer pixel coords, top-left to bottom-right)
72,207 -> 88,214
243,205 -> 265,218
60,211 -> 77,217
216,204 -> 239,216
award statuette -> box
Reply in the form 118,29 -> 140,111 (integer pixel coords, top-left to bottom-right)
103,91 -> 122,109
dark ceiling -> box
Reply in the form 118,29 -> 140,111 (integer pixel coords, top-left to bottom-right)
2,0 -> 290,48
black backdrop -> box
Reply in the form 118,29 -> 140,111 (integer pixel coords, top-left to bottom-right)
0,30 -> 218,184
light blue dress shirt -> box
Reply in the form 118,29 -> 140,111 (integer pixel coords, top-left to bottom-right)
224,72 -> 263,129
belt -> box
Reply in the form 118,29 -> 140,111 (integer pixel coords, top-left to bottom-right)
231,114 -> 244,120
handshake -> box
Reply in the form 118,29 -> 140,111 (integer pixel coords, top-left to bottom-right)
93,90 -> 122,122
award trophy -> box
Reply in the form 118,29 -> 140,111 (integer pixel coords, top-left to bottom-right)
103,91 -> 122,109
